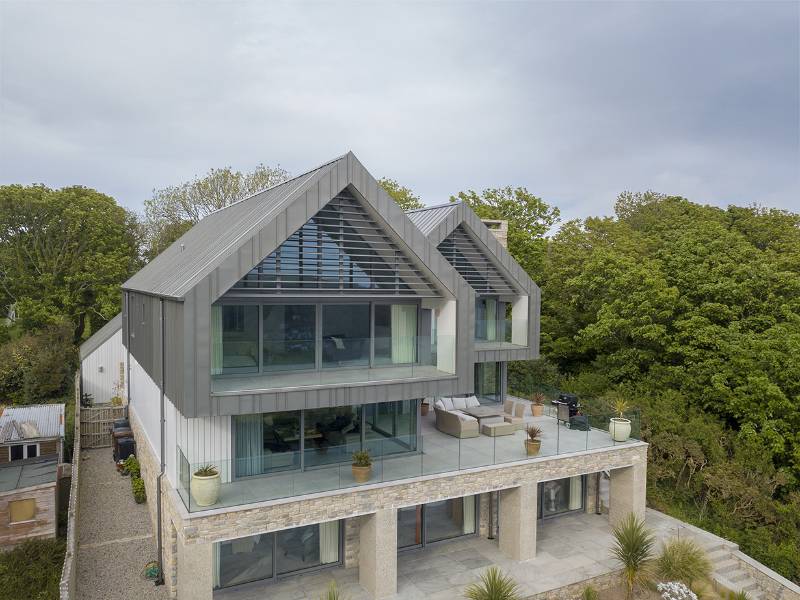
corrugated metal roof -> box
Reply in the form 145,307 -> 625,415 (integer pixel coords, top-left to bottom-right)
80,313 -> 122,359
405,202 -> 459,235
0,404 -> 65,442
0,457 -> 58,492
123,154 -> 346,299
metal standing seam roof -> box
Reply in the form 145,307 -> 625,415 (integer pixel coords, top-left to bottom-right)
80,313 -> 122,359
0,404 -> 65,443
122,155 -> 347,299
0,457 -> 58,492
405,202 -> 460,236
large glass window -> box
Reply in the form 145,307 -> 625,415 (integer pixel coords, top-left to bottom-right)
321,304 -> 370,367
262,305 -> 316,371
374,304 -> 417,365
234,411 -> 301,477
304,406 -> 362,468
398,496 -> 477,550
475,362 -> 502,403
540,476 -> 585,517
364,399 -> 418,456
214,521 -> 341,590
212,305 -> 259,374
475,297 -> 498,342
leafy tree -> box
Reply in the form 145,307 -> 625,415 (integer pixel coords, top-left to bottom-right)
378,177 -> 424,211
450,187 -> 559,281
143,163 -> 290,259
0,184 -> 140,341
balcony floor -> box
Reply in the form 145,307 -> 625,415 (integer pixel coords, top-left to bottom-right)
212,365 -> 453,395
181,404 -> 636,512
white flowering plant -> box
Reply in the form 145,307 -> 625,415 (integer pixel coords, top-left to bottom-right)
656,581 -> 698,600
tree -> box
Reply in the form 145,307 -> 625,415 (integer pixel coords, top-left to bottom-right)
0,184 -> 141,342
449,187 -> 560,281
378,177 -> 424,211
143,163 -> 290,259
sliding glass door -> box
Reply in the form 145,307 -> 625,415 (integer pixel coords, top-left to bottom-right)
398,496 -> 477,550
234,411 -> 301,477
539,476 -> 585,518
475,362 -> 502,403
214,521 -> 341,590
364,400 -> 418,456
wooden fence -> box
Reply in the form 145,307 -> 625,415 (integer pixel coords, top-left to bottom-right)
79,405 -> 126,449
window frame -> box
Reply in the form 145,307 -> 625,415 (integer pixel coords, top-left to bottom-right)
9,443 -> 39,461
8,498 -> 37,524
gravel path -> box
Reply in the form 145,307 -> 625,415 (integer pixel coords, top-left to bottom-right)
75,448 -> 169,600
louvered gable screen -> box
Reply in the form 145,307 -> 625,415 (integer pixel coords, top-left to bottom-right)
232,189 -> 440,296
437,225 -> 517,295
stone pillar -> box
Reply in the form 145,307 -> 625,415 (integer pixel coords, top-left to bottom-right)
344,516 -> 361,568
585,472 -> 598,514
176,534 -> 213,600
498,482 -> 537,561
609,462 -> 647,527
359,508 -> 397,599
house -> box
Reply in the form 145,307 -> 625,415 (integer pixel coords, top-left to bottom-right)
79,313 -> 126,405
117,152 -> 646,600
0,404 -> 64,549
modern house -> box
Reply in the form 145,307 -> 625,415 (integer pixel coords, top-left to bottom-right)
0,404 -> 64,548
113,152 -> 646,600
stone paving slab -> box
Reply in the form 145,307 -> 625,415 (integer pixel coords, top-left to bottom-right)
75,448 -> 168,600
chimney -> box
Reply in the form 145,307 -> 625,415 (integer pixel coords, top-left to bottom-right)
482,219 -> 508,248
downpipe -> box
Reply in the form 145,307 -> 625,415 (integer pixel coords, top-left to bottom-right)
155,298 -> 166,586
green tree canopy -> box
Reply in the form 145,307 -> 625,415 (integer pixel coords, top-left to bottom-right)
378,177 -> 424,211
0,184 -> 140,341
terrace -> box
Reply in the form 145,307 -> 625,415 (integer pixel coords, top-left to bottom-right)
177,401 -> 640,513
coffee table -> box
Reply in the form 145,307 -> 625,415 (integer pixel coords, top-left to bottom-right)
462,405 -> 505,427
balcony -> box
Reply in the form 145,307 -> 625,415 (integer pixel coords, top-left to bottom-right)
473,318 -> 528,350
176,403 -> 641,513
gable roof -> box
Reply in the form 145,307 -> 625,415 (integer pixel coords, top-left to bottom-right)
80,313 -> 122,360
123,152 -> 463,303
0,404 -> 65,443
405,203 -> 459,236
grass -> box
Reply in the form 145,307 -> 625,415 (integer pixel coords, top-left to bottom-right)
0,538 -> 66,600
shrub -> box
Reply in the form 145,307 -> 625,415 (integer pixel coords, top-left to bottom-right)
656,582 -> 698,600
525,425 -> 543,440
193,464 -> 219,477
0,538 -> 66,600
582,586 -> 599,600
463,567 -> 520,600
727,593 -> 750,600
656,538 -> 711,587
131,476 -> 146,503
320,581 -> 348,600
351,450 -> 372,467
122,455 -> 140,478
611,513 -> 655,600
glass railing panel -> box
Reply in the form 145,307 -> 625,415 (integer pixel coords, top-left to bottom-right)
382,436 -> 422,482
474,319 -> 528,347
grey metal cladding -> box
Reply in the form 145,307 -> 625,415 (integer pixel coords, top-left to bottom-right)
80,312 -> 122,359
124,291 -> 162,386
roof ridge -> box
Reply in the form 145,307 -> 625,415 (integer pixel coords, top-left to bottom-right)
405,201 -> 460,214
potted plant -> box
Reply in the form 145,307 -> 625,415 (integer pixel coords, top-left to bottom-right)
524,425 -> 542,456
191,464 -> 221,507
351,450 -> 372,483
530,392 -> 545,417
609,398 -> 631,442
421,400 -> 430,417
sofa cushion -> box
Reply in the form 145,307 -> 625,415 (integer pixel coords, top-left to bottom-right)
441,397 -> 454,411
465,395 -> 481,408
452,397 -> 467,410
503,399 -> 515,414
451,410 -> 477,422
434,399 -> 445,411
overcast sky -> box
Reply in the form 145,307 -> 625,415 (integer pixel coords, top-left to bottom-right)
1,1 -> 798,223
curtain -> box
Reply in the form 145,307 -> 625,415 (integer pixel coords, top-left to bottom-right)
486,299 -> 497,341
319,521 -> 339,564
391,304 -> 417,364
569,476 -> 583,511
235,415 -> 263,477
212,542 -> 221,589
211,305 -> 223,375
462,496 -> 476,534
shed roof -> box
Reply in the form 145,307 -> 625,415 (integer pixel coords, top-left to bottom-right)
122,155 -> 345,299
0,404 -> 65,443
80,313 -> 122,359
0,457 -> 58,492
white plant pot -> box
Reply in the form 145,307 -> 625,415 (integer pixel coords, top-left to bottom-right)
191,472 -> 221,507
609,418 -> 631,442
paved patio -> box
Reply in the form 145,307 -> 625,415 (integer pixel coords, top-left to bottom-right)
213,509 -> 722,600
180,405 -> 635,512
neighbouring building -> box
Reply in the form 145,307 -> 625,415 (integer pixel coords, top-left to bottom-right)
109,152 -> 646,600
80,313 -> 126,405
0,404 -> 64,548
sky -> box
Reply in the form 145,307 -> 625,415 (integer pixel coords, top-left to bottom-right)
0,1 -> 798,224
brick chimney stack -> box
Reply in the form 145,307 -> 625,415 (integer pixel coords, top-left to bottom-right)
481,219 -> 508,248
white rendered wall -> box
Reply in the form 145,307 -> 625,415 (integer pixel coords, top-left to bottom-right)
436,299 -> 457,374
81,330 -> 126,404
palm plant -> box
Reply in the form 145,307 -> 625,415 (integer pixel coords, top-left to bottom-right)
320,581 -> 348,600
611,512 -> 655,599
657,537 -> 711,588
464,567 -> 520,600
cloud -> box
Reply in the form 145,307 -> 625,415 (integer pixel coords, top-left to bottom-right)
0,1 -> 797,222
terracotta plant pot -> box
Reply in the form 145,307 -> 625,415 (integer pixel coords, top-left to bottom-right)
609,418 -> 631,442
421,403 -> 430,417
531,404 -> 544,417
191,472 -> 221,507
524,439 -> 541,456
352,465 -> 372,483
